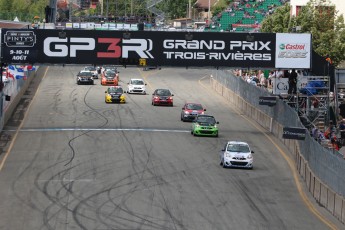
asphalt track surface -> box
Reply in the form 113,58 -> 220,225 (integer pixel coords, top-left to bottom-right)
0,66 -> 344,230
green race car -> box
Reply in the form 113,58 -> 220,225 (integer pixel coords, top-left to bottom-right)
191,115 -> 219,137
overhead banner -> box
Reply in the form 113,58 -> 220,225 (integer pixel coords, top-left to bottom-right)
275,33 -> 311,69
0,29 -> 311,68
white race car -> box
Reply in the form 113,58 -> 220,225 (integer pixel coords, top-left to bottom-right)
220,141 -> 254,169
84,66 -> 98,79
127,78 -> 147,94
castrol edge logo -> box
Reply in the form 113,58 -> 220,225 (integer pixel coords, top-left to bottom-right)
278,43 -> 308,58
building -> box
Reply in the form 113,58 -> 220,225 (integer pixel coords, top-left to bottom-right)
193,0 -> 217,21
290,0 -> 345,17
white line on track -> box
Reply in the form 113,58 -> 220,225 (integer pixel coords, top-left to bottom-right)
5,128 -> 190,133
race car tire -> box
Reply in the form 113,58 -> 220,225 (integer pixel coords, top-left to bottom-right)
220,159 -> 224,166
193,132 -> 197,136
191,130 -> 193,135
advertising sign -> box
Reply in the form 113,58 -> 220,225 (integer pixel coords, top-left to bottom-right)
1,29 -> 277,67
275,33 -> 311,69
0,29 -> 311,69
282,127 -> 306,140
259,96 -> 277,106
271,78 -> 289,95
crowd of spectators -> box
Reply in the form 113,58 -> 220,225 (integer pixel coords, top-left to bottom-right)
233,68 -> 345,156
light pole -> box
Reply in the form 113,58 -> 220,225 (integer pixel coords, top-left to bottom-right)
208,0 -> 211,20
188,0 -> 191,19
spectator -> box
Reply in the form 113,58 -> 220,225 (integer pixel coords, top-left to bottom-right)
312,127 -> 319,140
331,136 -> 340,151
339,119 -> 345,146
272,69 -> 284,79
288,69 -> 297,94
329,92 -> 337,125
324,120 -> 336,139
339,100 -> 345,119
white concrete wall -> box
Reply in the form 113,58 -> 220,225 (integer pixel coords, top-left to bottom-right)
290,0 -> 345,17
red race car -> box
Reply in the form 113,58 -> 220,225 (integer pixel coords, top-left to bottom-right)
181,103 -> 206,121
151,89 -> 174,106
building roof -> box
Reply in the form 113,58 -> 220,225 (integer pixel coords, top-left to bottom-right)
0,20 -> 31,29
194,0 -> 218,9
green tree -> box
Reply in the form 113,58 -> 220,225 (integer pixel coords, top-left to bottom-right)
212,0 -> 232,17
261,0 -> 345,66
0,0 -> 47,21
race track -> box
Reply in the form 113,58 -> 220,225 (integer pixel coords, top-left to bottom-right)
0,66 -> 343,230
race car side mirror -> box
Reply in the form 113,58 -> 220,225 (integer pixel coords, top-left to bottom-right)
216,121 -> 219,124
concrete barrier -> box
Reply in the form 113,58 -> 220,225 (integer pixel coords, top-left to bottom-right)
327,189 -> 335,215
320,183 -> 328,207
306,165 -> 311,190
3,70 -> 36,126
334,194 -> 343,220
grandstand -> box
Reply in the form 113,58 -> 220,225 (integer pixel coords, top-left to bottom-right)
206,0 -> 288,32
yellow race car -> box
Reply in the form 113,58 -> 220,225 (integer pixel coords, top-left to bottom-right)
105,86 -> 126,103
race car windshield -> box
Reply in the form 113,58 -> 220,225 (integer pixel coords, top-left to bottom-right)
105,71 -> 116,78
227,144 -> 250,153
197,116 -> 215,124
79,72 -> 92,77
186,104 -> 203,110
132,80 -> 144,85
156,89 -> 171,96
85,67 -> 96,71
108,88 -> 123,94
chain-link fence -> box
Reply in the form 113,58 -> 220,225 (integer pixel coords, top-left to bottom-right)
212,69 -> 345,196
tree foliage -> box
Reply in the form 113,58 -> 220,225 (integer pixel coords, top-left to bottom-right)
261,0 -> 345,66
0,0 -> 47,21
212,0 -> 232,16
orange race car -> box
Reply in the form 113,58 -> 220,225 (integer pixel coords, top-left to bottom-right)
101,69 -> 119,86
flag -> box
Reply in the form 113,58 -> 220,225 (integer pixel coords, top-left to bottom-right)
16,66 -> 24,72
326,56 -> 332,64
24,65 -> 36,71
7,71 -> 14,80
